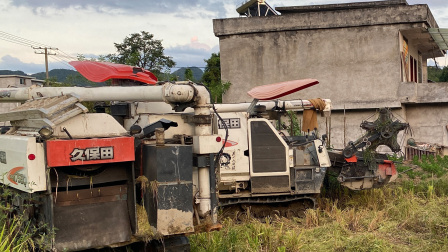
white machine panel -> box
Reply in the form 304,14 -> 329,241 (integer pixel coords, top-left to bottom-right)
217,112 -> 250,182
0,135 -> 46,193
192,135 -> 222,154
314,139 -> 331,167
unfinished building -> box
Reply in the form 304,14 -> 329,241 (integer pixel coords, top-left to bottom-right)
213,0 -> 448,156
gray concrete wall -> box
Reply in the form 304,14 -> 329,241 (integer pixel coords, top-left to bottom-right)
302,108 -> 407,150
405,104 -> 448,147
0,76 -> 34,87
214,4 -> 435,36
218,24 -> 404,108
214,3 -> 443,150
214,3 -> 436,108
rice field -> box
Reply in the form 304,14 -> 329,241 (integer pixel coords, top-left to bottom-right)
190,155 -> 448,252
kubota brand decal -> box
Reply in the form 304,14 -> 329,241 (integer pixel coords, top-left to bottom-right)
222,140 -> 238,147
218,118 -> 241,129
0,151 -> 6,164
46,137 -> 134,167
70,146 -> 114,161
7,166 -> 27,186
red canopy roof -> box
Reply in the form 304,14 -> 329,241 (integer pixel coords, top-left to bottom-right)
247,79 -> 319,100
69,61 -> 158,84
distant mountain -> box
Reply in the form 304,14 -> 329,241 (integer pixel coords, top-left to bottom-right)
31,69 -> 101,86
31,69 -> 74,81
0,69 -> 102,86
0,70 -> 28,76
172,67 -> 203,82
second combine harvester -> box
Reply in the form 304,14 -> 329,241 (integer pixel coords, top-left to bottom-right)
0,61 -> 402,251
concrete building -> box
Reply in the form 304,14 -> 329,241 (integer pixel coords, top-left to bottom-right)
0,75 -> 44,123
213,0 -> 448,155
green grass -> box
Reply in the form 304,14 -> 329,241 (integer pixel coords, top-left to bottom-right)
4,154 -> 448,251
0,185 -> 52,252
190,155 -> 448,252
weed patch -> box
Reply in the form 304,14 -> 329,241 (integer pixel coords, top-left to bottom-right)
191,155 -> 448,251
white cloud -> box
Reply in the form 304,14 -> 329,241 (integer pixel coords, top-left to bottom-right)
0,55 -> 44,74
0,1 -> 222,73
1,0 -> 447,74
166,37 -> 218,69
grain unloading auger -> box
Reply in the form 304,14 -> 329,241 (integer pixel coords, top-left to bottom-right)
0,61 -> 391,251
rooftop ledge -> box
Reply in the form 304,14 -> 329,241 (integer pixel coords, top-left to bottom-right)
276,0 -> 408,14
398,82 -> 448,104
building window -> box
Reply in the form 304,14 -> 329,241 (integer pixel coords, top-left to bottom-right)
409,56 -> 418,83
401,36 -> 409,82
413,57 -> 417,82
19,78 -> 25,85
418,51 -> 422,83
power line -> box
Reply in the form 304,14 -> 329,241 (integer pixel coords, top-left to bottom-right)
0,30 -> 80,76
0,36 -> 33,47
34,47 -> 58,86
0,31 -> 49,48
0,30 -> 78,62
53,54 -> 77,61
58,49 -> 77,60
49,55 -> 75,69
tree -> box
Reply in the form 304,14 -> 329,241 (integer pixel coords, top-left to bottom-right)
107,31 -> 175,76
184,68 -> 194,81
76,54 -> 107,62
440,67 -> 448,82
201,53 -> 231,103
427,66 -> 442,82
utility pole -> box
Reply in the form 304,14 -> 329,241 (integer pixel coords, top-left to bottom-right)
33,47 -> 58,86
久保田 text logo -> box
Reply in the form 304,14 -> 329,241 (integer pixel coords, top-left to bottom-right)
7,166 -> 27,186
70,147 -> 114,162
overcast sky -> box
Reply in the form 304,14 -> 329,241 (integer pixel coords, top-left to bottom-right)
0,0 -> 447,74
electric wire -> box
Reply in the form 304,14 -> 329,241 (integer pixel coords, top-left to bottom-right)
0,30 -> 78,66
0,31 -> 50,48
53,54 -> 77,61
0,36 -> 33,47
48,55 -> 75,69
56,50 -> 77,60
3,31 -> 49,47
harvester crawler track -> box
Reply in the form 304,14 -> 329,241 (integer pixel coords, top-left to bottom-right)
220,194 -> 316,219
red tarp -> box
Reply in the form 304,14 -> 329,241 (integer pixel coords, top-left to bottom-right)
69,61 -> 158,84
247,79 -> 319,100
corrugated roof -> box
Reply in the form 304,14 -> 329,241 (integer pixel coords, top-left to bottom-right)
428,28 -> 448,51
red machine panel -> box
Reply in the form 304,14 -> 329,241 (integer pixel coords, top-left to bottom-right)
46,137 -> 135,167
69,61 -> 157,84
247,79 -> 319,100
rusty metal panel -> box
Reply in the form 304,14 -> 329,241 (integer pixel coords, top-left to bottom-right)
53,185 -> 127,207
291,166 -> 327,194
251,175 -> 290,193
50,164 -> 128,188
142,144 -> 194,236
148,183 -> 194,236
54,200 -> 131,251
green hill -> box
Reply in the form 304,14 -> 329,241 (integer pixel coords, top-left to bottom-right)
0,70 -> 28,76
0,69 -> 103,86
31,69 -> 101,86
172,67 -> 203,82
